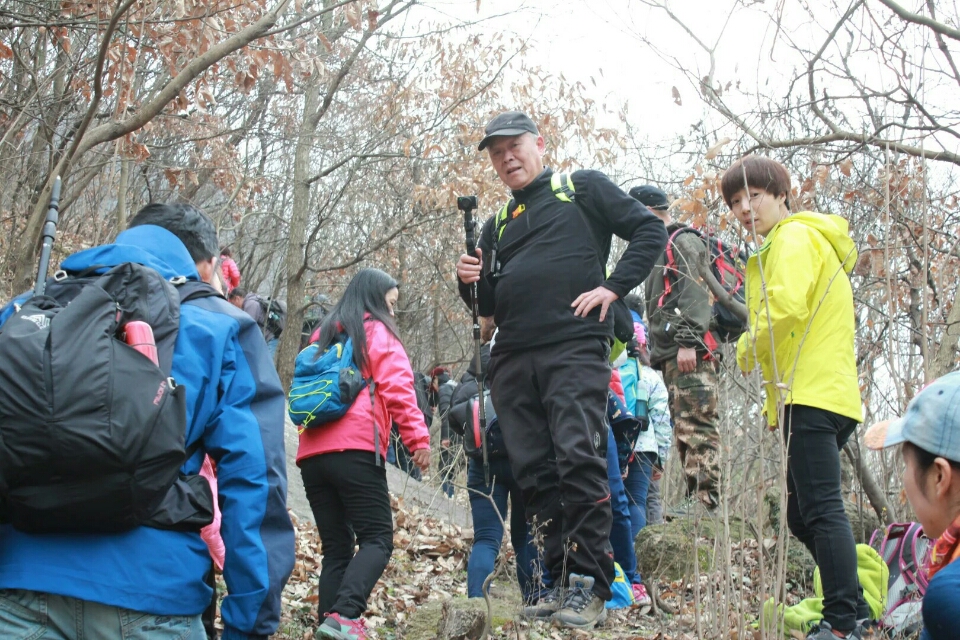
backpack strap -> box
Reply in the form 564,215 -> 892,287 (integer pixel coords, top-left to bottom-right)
494,200 -> 515,241
551,171 -> 576,202
491,199 -> 520,278
902,522 -> 932,593
550,171 -> 606,265
369,381 -> 380,467
657,226 -> 706,310
632,357 -> 649,403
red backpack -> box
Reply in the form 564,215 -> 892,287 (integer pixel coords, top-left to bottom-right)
658,227 -> 748,343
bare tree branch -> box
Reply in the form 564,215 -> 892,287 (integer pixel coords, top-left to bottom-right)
877,0 -> 960,42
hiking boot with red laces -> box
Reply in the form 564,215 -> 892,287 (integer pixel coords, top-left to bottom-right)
319,612 -> 368,640
631,582 -> 652,613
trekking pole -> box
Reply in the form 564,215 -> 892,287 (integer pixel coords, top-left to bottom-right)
34,176 -> 62,296
458,195 -> 491,486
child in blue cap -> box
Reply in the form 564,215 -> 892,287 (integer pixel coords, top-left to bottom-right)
865,371 -> 960,640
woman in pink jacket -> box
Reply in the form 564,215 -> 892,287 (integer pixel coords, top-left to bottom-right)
298,268 -> 430,640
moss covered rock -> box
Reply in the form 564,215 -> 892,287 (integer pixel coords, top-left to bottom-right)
403,601 -> 445,640
635,521 -> 715,582
438,598 -> 486,640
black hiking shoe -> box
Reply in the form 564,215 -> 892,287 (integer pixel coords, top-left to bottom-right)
553,573 -> 607,629
857,618 -> 878,638
521,586 -> 562,619
806,621 -> 862,640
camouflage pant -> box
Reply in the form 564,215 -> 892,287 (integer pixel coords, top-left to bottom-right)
661,358 -> 721,508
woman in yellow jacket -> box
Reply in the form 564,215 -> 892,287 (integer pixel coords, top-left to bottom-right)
721,156 -> 869,640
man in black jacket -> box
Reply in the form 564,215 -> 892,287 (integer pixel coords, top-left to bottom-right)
455,111 -> 666,629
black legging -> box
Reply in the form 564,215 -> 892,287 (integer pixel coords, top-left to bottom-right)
300,450 -> 394,619
783,404 -> 870,632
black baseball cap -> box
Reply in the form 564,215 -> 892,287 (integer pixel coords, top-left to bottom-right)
628,185 -> 670,210
478,111 -> 540,151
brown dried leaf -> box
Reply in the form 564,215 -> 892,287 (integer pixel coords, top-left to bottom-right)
704,136 -> 731,160
345,2 -> 361,30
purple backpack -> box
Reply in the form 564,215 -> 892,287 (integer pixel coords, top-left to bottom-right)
869,522 -> 932,632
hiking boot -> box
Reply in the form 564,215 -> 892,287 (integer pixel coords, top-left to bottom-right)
664,497 -> 701,519
553,574 -> 607,629
521,586 -> 562,619
665,495 -> 718,519
806,621 -> 862,640
318,612 -> 368,640
857,618 -> 878,638
631,582 -> 652,613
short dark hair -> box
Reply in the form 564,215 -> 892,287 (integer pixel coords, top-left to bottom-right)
720,156 -> 792,207
220,246 -> 232,258
623,293 -> 643,314
903,441 -> 960,482
128,203 -> 219,263
229,287 -> 247,300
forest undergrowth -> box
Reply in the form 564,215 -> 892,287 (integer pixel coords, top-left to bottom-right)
264,494 -> 839,640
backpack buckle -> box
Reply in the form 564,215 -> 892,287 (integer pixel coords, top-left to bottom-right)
53,270 -> 68,281
169,276 -> 187,285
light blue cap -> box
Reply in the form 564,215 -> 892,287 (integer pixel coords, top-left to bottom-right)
864,370 -> 960,461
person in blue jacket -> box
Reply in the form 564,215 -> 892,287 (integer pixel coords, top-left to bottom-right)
0,203 -> 295,640
865,371 -> 960,640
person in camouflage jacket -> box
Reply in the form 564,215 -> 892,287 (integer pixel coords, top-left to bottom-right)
630,185 -> 721,510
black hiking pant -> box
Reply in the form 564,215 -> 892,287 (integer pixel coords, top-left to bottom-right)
489,337 -> 614,600
783,405 -> 870,632
300,450 -> 394,619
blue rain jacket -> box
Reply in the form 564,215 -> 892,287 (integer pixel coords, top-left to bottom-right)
0,225 -> 294,640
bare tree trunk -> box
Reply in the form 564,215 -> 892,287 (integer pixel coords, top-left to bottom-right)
275,79 -> 321,393
843,443 -> 892,526
12,0 -> 293,291
432,304 -> 441,369
931,279 -> 960,378
115,155 -> 130,236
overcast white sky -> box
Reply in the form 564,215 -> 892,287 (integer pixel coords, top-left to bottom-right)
413,0 -> 794,143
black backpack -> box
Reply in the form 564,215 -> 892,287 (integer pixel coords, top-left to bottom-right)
659,227 -> 748,342
448,380 -> 506,460
0,263 -> 217,534
258,296 -> 286,338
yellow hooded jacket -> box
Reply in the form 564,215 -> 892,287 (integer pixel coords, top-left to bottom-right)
736,212 -> 863,426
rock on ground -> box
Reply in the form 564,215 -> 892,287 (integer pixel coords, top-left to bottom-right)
437,598 -> 486,640
283,416 -> 470,526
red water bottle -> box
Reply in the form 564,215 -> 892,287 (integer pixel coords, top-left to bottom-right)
122,320 -> 159,366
